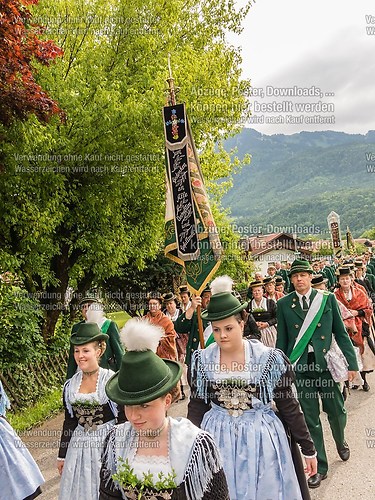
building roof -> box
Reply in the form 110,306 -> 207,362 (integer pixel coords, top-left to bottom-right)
242,232 -> 312,257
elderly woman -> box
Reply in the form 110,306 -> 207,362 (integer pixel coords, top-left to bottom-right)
163,291 -> 187,399
334,267 -> 375,391
312,274 -> 357,400
263,276 -> 284,302
57,323 -> 123,499
275,276 -> 286,294
246,279 -> 278,347
99,319 -> 229,499
163,292 -> 182,322
188,276 -> 317,500
144,292 -> 178,361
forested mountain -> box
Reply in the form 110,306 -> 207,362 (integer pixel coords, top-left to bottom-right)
222,129 -> 375,236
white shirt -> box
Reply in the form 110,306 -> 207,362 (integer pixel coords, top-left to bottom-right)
295,288 -> 313,310
295,288 -> 314,352
181,300 -> 192,313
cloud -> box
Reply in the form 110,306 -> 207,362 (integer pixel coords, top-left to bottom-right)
232,0 -> 375,134
244,26 -> 375,134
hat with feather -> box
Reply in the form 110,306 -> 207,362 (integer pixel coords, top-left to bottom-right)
105,319 -> 182,405
201,275 -> 248,321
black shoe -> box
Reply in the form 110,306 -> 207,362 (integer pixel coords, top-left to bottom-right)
337,442 -> 350,461
308,473 -> 327,488
363,381 -> 370,392
351,385 -> 359,390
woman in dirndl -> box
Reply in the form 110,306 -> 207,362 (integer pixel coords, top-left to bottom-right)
0,380 -> 44,500
188,276 -> 317,500
335,266 -> 375,391
57,322 -> 123,499
247,279 -> 278,347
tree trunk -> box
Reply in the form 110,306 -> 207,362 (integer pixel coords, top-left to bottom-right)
40,244 -> 71,342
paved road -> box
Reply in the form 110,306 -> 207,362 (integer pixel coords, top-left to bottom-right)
22,375 -> 375,500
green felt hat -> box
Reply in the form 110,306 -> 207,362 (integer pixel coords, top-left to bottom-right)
70,322 -> 109,345
201,291 -> 247,321
105,319 -> 182,405
106,351 -> 182,405
200,283 -> 211,295
78,296 -> 100,307
289,259 -> 313,276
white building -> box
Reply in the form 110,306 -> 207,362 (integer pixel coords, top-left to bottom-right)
240,232 -> 312,275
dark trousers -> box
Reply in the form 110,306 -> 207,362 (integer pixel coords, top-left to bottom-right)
295,367 -> 347,474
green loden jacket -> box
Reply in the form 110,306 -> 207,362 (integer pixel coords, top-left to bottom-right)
276,289 -> 358,373
174,310 -> 210,366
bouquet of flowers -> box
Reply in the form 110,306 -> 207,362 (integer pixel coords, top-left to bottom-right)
252,307 -> 266,313
112,458 -> 177,500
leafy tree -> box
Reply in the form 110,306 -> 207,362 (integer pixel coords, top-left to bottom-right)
360,227 -> 375,240
0,0 -> 253,341
0,279 -> 45,368
100,252 -> 182,317
0,0 -> 63,126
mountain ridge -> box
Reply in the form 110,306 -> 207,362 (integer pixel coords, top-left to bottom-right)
222,128 -> 375,237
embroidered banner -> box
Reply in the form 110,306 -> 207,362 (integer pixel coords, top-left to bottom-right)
327,211 -> 342,258
163,103 -> 222,295
163,104 -> 199,260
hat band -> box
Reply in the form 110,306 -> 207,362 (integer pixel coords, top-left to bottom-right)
203,303 -> 247,321
117,371 -> 172,399
290,267 -> 313,274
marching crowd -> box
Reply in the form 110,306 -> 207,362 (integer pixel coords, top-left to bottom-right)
1,252 -> 375,500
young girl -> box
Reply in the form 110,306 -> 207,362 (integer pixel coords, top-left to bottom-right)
188,276 -> 317,500
99,319 -> 229,499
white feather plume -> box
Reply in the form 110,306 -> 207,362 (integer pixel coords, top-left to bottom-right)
210,275 -> 233,296
120,318 -> 163,353
86,303 -> 105,325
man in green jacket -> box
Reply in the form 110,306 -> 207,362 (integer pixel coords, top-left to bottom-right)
276,259 -> 358,489
275,261 -> 290,293
66,297 -> 124,379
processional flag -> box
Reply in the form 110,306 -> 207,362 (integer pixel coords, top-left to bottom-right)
327,211 -> 343,259
163,69 -> 222,297
346,226 -> 356,254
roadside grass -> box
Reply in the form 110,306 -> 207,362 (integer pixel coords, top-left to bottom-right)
7,388 -> 63,433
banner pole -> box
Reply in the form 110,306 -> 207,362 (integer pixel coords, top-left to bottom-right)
197,304 -> 205,349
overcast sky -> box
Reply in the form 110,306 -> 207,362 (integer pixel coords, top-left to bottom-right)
229,0 -> 375,134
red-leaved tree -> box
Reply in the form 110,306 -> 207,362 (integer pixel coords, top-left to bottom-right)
0,0 -> 64,126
